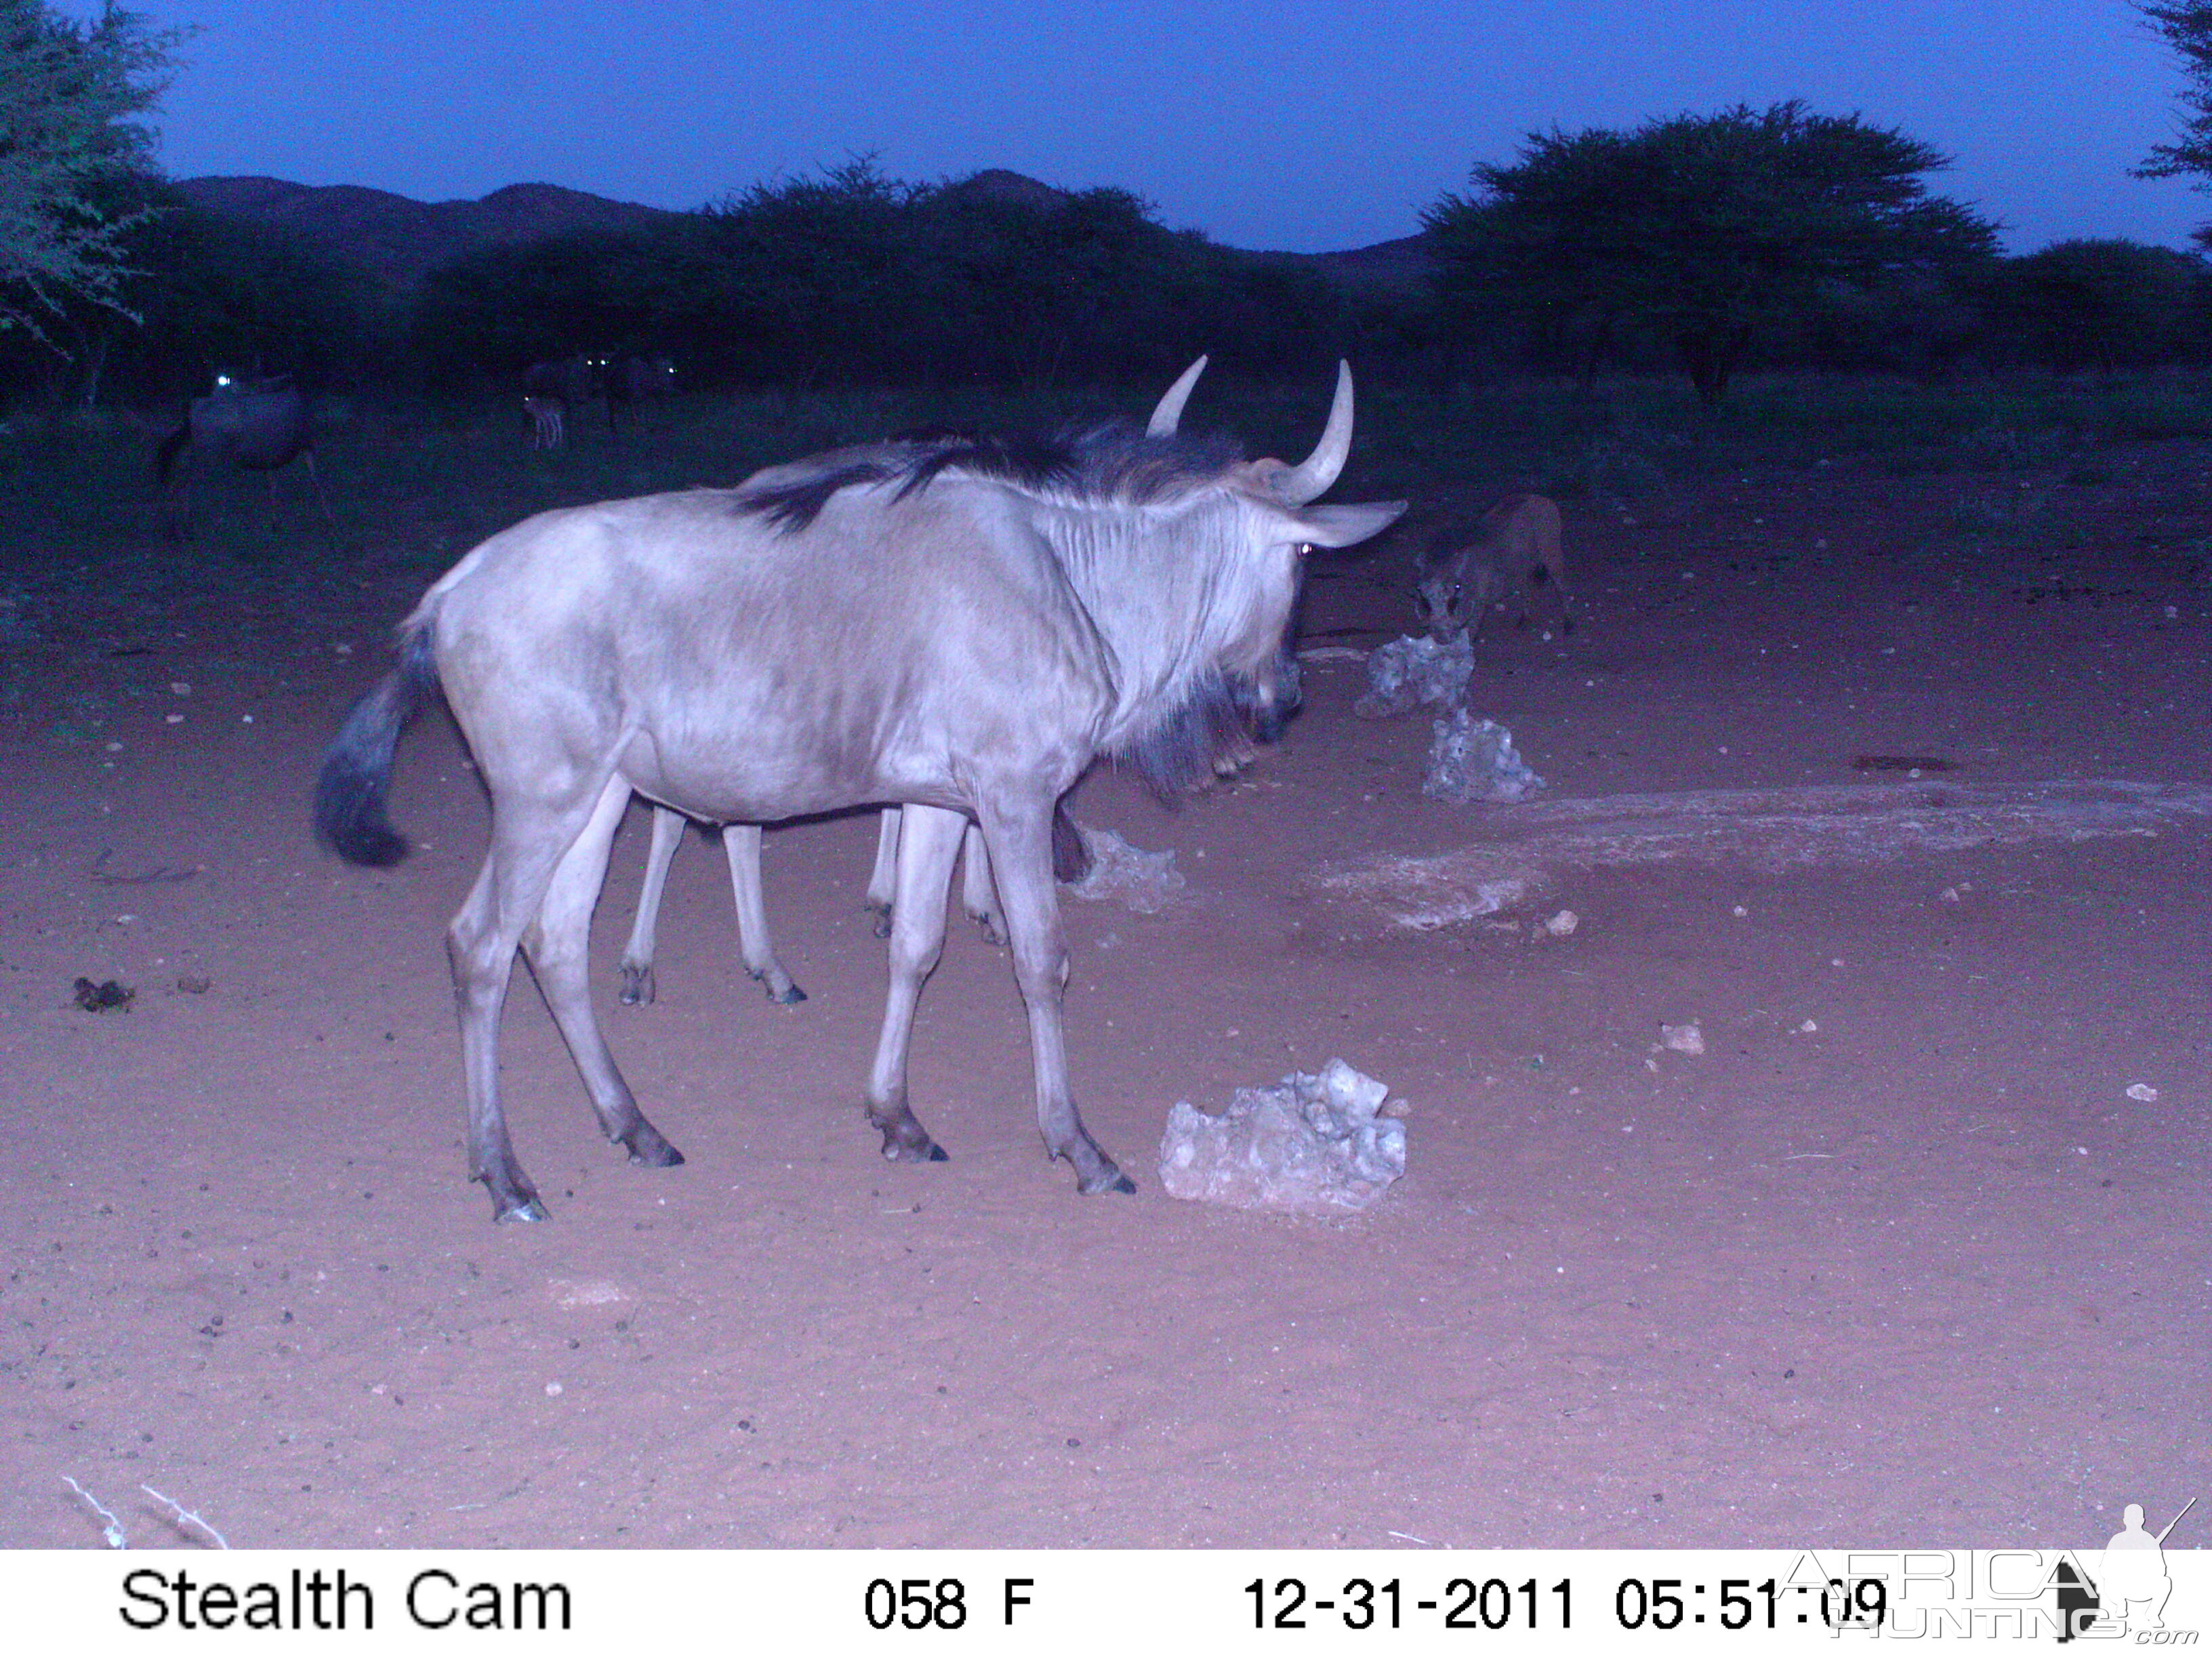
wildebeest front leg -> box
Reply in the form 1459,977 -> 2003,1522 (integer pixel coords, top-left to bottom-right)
617,804 -> 684,1004
865,806 -> 901,936
980,801 -> 1134,1195
520,775 -> 684,1177
862,803 -> 964,1164
720,823 -> 805,1003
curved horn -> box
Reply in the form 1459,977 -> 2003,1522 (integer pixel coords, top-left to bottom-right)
1146,354 -> 1208,436
1271,359 -> 1355,506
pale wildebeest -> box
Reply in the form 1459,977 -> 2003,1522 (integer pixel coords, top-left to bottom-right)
155,372 -> 332,537
314,359 -> 1401,1221
1412,493 -> 1572,641
609,361 -> 1218,1004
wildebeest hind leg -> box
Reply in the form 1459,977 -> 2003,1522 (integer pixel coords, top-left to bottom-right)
959,821 -> 1005,944
865,807 -> 902,935
521,774 -> 683,1174
721,823 -> 804,1002
448,823 -> 577,1223
980,800 -> 1134,1195
863,803 -> 964,1164
617,804 -> 684,1004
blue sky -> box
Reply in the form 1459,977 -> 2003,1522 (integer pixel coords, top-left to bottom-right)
94,0 -> 2211,253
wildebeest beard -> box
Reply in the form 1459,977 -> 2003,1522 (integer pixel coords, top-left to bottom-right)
1115,657 -> 1294,804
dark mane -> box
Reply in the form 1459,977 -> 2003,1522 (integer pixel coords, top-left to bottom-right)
733,459 -> 901,531
733,422 -> 1247,535
899,422 -> 1244,507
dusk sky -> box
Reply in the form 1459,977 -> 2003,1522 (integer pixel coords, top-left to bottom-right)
87,0 -> 2211,254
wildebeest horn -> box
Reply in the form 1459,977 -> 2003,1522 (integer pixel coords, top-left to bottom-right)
1147,355 -> 1208,436
1271,360 -> 1355,506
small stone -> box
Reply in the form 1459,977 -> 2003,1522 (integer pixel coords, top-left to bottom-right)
1797,1019 -> 1818,1034
2125,1084 -> 2159,1103
1660,1022 -> 1706,1055
544,1381 -> 564,1397
1732,904 -> 1748,918
169,682 -> 190,696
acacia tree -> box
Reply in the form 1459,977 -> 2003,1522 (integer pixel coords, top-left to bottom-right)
1425,102 -> 1998,405
0,1 -> 184,341
2139,4 -> 2212,232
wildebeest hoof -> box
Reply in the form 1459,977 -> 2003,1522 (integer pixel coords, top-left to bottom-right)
877,1126 -> 948,1164
772,982 -> 808,1005
491,1193 -> 550,1223
1080,1168 -> 1138,1196
620,1122 -> 685,1167
972,914 -> 1007,947
618,963 -> 655,1006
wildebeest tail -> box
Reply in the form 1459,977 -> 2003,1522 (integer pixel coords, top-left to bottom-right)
153,423 -> 190,487
313,623 -> 440,867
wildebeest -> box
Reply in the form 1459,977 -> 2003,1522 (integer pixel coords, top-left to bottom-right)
155,372 -> 332,537
1412,493 -> 1572,640
314,359 -> 1402,1221
520,356 -> 591,449
609,363 -> 1214,1001
596,353 -> 677,434
522,394 -> 565,450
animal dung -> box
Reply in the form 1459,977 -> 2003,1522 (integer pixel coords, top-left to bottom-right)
1158,1058 -> 1407,1215
1355,633 -> 1474,718
1423,711 -> 1544,804
71,977 -> 134,1012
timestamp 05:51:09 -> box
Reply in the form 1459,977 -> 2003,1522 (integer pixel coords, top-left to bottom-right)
1245,1575 -> 1890,1633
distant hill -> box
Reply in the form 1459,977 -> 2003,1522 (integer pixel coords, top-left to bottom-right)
174,171 -> 1437,298
173,176 -> 680,291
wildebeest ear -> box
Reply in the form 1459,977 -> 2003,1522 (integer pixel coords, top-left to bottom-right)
1291,500 -> 1408,549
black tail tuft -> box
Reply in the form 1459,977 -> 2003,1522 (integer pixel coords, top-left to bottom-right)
313,626 -> 440,867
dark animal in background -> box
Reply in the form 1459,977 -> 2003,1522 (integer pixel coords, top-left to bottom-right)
313,357 -> 1403,1222
522,394 -> 565,450
520,355 -> 592,449
155,373 -> 331,537
594,352 -> 677,434
1413,493 -> 1572,640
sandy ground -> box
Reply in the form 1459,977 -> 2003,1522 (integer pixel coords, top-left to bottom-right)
1,445 -> 2206,1550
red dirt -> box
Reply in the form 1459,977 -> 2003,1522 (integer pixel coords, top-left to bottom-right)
3,453 -> 2206,1549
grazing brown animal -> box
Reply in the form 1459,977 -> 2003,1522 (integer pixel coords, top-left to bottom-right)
313,359 -> 1401,1221
1413,493 -> 1572,640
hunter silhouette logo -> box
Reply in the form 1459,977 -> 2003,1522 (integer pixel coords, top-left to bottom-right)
2059,1496 -> 2197,1641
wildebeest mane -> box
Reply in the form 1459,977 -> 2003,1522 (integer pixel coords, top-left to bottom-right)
898,421 -> 1244,508
734,460 -> 901,531
736,422 -> 1247,535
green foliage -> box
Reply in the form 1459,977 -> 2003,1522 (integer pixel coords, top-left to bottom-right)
411,158 -> 1344,392
0,1 -> 186,338
2139,3 -> 2212,194
1992,239 -> 2211,371
1425,101 -> 1999,405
